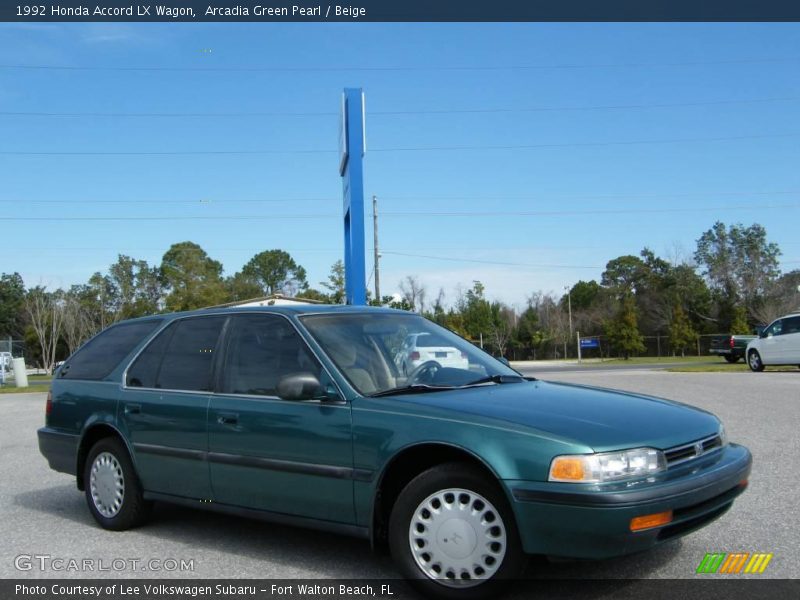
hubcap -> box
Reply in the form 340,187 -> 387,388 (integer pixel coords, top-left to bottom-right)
750,353 -> 759,369
90,452 -> 125,518
408,488 -> 506,587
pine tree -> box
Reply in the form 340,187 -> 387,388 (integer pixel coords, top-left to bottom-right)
668,304 -> 697,357
604,295 -> 646,359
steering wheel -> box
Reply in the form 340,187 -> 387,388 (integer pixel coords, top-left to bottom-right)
406,360 -> 442,385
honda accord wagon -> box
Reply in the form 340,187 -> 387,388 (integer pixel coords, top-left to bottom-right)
38,306 -> 751,598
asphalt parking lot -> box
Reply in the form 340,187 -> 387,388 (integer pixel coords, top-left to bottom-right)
1,370 -> 797,588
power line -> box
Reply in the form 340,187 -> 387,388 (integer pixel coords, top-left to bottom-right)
0,215 -> 317,222
0,148 -> 336,156
380,189 -> 800,202
369,132 -> 800,153
3,96 -> 799,118
0,110 -> 337,118
380,203 -> 800,218
372,96 -> 800,115
0,197 -> 336,204
3,189 -> 798,206
1,57 -> 798,72
0,202 -> 796,221
381,251 -> 601,270
2,131 -> 797,156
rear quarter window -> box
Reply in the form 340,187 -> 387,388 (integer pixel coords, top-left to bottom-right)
60,319 -> 163,381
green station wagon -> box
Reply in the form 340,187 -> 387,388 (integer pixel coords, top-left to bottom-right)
38,306 -> 751,598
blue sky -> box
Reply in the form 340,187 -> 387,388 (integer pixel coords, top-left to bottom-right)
1,23 -> 798,308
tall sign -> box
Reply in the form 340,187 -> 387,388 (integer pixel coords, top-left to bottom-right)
340,88 -> 367,305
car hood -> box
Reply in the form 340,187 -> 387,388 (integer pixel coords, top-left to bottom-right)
377,380 -> 720,452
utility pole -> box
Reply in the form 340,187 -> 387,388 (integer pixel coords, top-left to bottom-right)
373,195 -> 381,303
564,285 -> 573,337
564,285 -> 573,358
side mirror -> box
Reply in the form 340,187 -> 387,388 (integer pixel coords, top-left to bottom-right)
277,372 -> 324,401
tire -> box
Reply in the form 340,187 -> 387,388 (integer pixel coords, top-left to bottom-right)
723,355 -> 739,364
84,437 -> 150,530
388,462 -> 524,600
747,350 -> 765,372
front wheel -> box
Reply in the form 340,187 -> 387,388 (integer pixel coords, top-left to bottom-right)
748,350 -> 765,372
84,437 -> 150,530
388,463 -> 524,600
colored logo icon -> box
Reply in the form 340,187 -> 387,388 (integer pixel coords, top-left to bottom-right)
696,553 -> 773,574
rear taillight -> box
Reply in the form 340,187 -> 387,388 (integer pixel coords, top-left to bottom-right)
45,390 -> 52,417
410,351 -> 420,361
729,337 -> 735,349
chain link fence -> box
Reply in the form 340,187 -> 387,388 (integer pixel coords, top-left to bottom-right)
499,333 -> 730,361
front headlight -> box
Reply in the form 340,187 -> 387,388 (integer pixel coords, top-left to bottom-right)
719,423 -> 728,446
549,447 -> 667,483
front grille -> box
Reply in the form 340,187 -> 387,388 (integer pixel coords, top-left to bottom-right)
664,434 -> 723,467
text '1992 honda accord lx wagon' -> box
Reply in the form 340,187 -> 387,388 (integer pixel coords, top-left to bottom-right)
38,306 -> 752,598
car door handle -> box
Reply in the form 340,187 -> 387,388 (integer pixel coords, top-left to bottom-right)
217,412 -> 239,426
124,403 -> 141,415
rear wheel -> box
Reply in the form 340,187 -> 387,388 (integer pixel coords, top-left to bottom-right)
84,437 -> 150,530
723,355 -> 739,364
388,463 -> 524,600
747,350 -> 765,372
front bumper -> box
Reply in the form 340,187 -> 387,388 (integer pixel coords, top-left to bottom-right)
506,443 -> 752,559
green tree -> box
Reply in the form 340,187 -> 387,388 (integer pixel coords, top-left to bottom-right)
601,255 -> 647,296
729,305 -> 750,335
457,282 -> 493,343
241,250 -> 308,296
0,272 -> 26,338
567,280 -> 601,310
161,242 -> 227,311
108,255 -> 163,318
694,222 -> 781,321
225,272 -> 263,303
512,306 -> 539,359
668,304 -> 697,357
604,295 -> 645,359
320,260 -> 346,304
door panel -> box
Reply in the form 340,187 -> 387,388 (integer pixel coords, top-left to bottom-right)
208,396 -> 354,522
119,388 -> 212,499
760,320 -> 783,363
207,314 -> 355,523
121,315 -> 227,500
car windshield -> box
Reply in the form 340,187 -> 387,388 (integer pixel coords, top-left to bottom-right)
299,312 -> 521,396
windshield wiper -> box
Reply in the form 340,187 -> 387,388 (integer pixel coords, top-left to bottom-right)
369,384 -> 458,398
460,374 -> 527,387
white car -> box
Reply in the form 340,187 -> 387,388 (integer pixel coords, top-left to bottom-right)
396,332 -> 470,375
745,312 -> 800,371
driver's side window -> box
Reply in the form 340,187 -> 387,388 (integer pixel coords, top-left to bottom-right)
221,315 -> 322,397
765,320 -> 783,337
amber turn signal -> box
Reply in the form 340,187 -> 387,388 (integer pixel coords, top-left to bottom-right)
630,510 -> 673,532
549,457 -> 586,481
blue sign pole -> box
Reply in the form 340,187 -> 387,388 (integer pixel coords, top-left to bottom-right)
340,88 -> 367,305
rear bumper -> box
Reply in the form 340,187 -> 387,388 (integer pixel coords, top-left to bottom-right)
506,443 -> 752,559
38,427 -> 78,476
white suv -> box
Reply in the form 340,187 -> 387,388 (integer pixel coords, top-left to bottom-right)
746,312 -> 800,371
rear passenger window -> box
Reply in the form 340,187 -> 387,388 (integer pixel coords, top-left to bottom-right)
784,316 -> 800,335
61,319 -> 162,380
221,315 -> 322,397
127,316 -> 226,391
